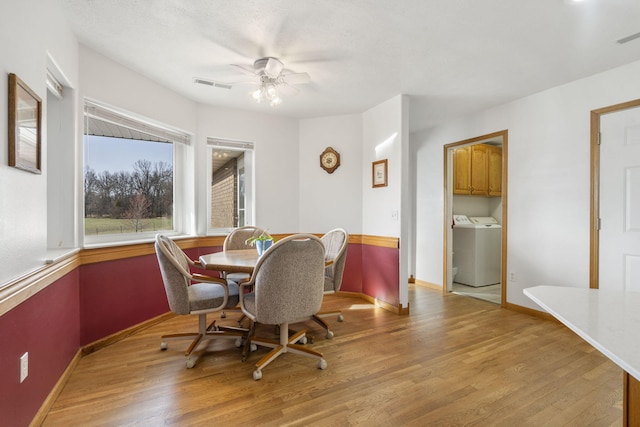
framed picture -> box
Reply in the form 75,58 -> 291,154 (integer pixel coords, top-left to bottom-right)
8,73 -> 42,174
372,159 -> 388,188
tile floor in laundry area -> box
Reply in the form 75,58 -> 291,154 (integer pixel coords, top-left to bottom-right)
452,282 -> 501,304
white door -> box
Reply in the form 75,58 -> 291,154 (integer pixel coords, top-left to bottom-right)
599,105 -> 640,291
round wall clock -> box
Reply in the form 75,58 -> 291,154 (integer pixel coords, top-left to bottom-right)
320,146 -> 341,174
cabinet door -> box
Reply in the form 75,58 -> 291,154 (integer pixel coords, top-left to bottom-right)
487,145 -> 502,197
470,144 -> 488,195
453,146 -> 471,194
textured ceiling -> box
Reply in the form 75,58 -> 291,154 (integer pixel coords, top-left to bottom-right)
59,0 -> 640,133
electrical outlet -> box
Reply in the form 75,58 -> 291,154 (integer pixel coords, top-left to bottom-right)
20,352 -> 28,383
509,272 -> 517,282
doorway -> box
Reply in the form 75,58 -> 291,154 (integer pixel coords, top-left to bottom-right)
443,130 -> 508,306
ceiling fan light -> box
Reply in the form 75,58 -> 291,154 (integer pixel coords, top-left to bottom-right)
265,83 -> 278,100
251,88 -> 263,102
270,96 -> 282,107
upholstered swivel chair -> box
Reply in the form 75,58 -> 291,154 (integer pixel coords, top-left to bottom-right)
311,228 -> 349,339
220,226 -> 269,323
222,225 -> 269,283
239,234 -> 327,380
154,234 -> 246,368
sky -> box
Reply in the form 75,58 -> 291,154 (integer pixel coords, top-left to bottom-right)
84,135 -> 173,173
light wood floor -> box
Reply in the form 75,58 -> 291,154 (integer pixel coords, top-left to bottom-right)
42,286 -> 623,426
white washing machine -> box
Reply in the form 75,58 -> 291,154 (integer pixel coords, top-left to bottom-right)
452,215 -> 502,287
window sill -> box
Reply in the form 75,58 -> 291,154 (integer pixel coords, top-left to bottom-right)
45,248 -> 81,264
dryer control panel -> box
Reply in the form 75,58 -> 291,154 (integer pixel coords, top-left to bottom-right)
469,216 -> 499,225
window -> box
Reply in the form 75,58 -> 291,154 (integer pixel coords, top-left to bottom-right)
207,138 -> 254,234
83,99 -> 190,244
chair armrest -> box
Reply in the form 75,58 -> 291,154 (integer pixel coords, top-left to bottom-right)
238,278 -> 255,292
192,273 -> 227,285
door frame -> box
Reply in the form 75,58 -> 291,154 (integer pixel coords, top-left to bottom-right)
589,98 -> 640,289
443,130 -> 508,307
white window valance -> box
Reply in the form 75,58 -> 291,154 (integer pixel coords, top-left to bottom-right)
84,99 -> 191,145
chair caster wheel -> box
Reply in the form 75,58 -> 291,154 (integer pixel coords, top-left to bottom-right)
298,336 -> 307,345
186,359 -> 195,369
235,338 -> 243,348
250,344 -> 257,352
221,312 -> 226,318
325,330 -> 334,339
160,342 -> 168,350
318,359 -> 327,370
337,314 -> 344,322
253,370 -> 262,380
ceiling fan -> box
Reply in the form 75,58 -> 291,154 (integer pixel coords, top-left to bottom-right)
195,57 -> 311,106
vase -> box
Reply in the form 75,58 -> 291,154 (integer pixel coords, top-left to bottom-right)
256,239 -> 273,256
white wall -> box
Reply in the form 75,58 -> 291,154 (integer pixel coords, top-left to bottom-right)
413,59 -> 640,310
79,45 -> 200,236
362,95 -> 405,237
299,114 -> 363,234
80,46 -> 303,237
362,95 -> 410,305
79,46 -> 197,134
196,105 -> 300,234
0,0 -> 78,285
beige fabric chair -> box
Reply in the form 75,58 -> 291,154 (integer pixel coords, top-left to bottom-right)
222,226 -> 269,283
239,234 -> 327,380
311,228 -> 349,338
154,234 -> 247,368
220,226 -> 269,322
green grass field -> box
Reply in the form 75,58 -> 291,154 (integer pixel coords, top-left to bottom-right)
85,217 -> 173,235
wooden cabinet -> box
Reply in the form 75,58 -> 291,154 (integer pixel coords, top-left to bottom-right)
487,145 -> 502,197
453,144 -> 501,196
453,146 -> 471,194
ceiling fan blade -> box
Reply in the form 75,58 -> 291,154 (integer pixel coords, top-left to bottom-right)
230,63 -> 258,75
264,57 -> 284,78
282,72 -> 310,85
278,83 -> 300,97
231,79 -> 261,86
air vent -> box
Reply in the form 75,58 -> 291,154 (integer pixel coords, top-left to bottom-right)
194,78 -> 232,89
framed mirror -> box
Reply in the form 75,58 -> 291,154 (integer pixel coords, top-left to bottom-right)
8,73 -> 42,174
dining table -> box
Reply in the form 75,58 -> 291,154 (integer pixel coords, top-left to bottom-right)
198,248 -> 333,275
199,249 -> 259,274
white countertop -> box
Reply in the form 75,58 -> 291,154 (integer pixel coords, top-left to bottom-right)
524,285 -> 640,381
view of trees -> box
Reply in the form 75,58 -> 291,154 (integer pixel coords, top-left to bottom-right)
84,160 -> 173,232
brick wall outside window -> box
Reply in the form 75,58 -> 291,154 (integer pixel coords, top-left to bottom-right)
211,159 -> 237,228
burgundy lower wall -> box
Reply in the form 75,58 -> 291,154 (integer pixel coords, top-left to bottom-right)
0,239 -> 399,426
79,253 -> 171,345
0,270 -> 80,427
362,244 -> 400,306
340,244 -> 363,293
79,247 -> 217,345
